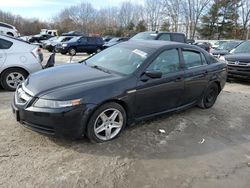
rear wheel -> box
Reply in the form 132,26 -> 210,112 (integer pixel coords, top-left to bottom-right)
69,47 -> 76,56
1,68 -> 28,91
198,83 -> 219,109
86,102 -> 126,143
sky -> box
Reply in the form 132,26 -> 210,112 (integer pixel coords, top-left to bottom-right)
0,0 -> 136,21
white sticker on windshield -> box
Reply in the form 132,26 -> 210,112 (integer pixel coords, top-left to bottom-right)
132,49 -> 148,58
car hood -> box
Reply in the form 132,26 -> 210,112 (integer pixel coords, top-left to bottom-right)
225,53 -> 250,62
24,63 -> 121,99
211,49 -> 229,55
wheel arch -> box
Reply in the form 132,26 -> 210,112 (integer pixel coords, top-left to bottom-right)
83,99 -> 132,133
0,66 -> 30,83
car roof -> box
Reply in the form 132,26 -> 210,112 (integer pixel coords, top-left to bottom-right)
121,40 -> 197,49
0,22 -> 14,27
139,31 -> 185,35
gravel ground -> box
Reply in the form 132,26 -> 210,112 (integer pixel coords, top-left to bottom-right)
0,51 -> 250,188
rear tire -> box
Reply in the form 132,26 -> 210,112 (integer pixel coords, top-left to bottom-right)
69,47 -> 76,56
86,102 -> 126,143
1,68 -> 28,91
198,83 -> 219,109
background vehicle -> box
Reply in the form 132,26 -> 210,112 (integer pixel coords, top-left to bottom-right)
194,42 -> 212,53
61,31 -> 85,36
28,34 -> 54,43
43,36 -> 73,52
0,35 -> 43,91
212,40 -> 227,49
211,41 -> 242,58
40,29 -> 58,36
224,40 -> 250,81
103,37 -> 129,48
102,36 -> 114,42
0,22 -> 19,37
12,40 -> 227,142
130,31 -> 187,43
55,36 -> 104,55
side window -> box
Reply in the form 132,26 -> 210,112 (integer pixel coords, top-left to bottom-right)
158,34 -> 171,41
87,37 -> 96,44
147,49 -> 180,74
80,37 -> 87,43
182,50 -> 204,69
0,23 -> 13,29
0,39 -> 13,49
172,34 -> 185,43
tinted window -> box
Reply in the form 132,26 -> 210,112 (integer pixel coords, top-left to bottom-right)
183,50 -> 203,68
80,37 -> 87,43
172,34 -> 185,43
87,37 -> 96,44
157,34 -> 171,41
147,49 -> 180,74
0,38 -> 13,49
0,23 -> 13,29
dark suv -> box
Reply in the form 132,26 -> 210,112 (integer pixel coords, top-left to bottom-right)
130,31 -> 187,43
55,36 -> 104,55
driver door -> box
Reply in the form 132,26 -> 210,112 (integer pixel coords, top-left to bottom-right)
135,48 -> 184,118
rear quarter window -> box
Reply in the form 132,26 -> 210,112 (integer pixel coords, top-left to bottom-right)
172,34 -> 186,43
0,38 -> 13,49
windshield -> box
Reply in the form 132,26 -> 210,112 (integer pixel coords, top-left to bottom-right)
67,36 -> 80,42
217,42 -> 240,50
108,38 -> 119,42
233,41 -> 250,54
85,45 -> 151,75
131,33 -> 157,40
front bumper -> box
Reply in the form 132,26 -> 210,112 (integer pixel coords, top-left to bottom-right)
11,98 -> 93,138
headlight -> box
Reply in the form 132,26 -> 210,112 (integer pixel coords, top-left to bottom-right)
33,98 -> 81,108
62,44 -> 68,47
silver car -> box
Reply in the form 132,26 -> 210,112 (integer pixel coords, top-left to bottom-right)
0,35 -> 43,91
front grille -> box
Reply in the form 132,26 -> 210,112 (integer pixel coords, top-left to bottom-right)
227,61 -> 250,66
15,85 -> 32,105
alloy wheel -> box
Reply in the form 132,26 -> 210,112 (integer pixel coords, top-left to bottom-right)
94,108 -> 123,141
6,72 -> 25,89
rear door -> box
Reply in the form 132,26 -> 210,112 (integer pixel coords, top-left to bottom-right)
135,48 -> 184,117
77,37 -> 88,52
181,48 -> 209,104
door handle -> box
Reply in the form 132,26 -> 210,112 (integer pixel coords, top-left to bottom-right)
175,77 -> 182,82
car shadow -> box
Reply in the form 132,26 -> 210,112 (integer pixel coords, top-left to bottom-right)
49,105 -> 250,160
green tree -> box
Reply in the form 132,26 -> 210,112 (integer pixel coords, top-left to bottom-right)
199,0 -> 241,39
135,20 -> 147,32
160,21 -> 170,31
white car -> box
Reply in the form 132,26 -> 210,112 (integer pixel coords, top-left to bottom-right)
0,22 -> 19,37
0,35 -> 43,91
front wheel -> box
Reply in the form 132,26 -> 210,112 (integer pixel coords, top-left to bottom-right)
198,83 -> 219,109
86,102 -> 126,143
1,68 -> 28,91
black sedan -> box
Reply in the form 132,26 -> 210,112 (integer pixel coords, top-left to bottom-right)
12,41 -> 227,143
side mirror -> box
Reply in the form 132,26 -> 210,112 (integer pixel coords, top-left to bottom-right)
144,70 -> 162,79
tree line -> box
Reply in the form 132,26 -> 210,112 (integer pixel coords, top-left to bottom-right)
0,0 -> 250,39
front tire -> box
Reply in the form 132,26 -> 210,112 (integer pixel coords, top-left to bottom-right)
198,83 -> 219,109
1,68 -> 28,91
86,102 -> 126,143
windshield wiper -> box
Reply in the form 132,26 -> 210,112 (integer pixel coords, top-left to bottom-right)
91,65 -> 111,74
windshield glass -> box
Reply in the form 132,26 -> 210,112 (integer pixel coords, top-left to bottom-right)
108,38 -> 119,42
67,36 -> 80,42
217,42 -> 240,50
233,41 -> 250,53
131,33 -> 157,40
85,45 -> 151,75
